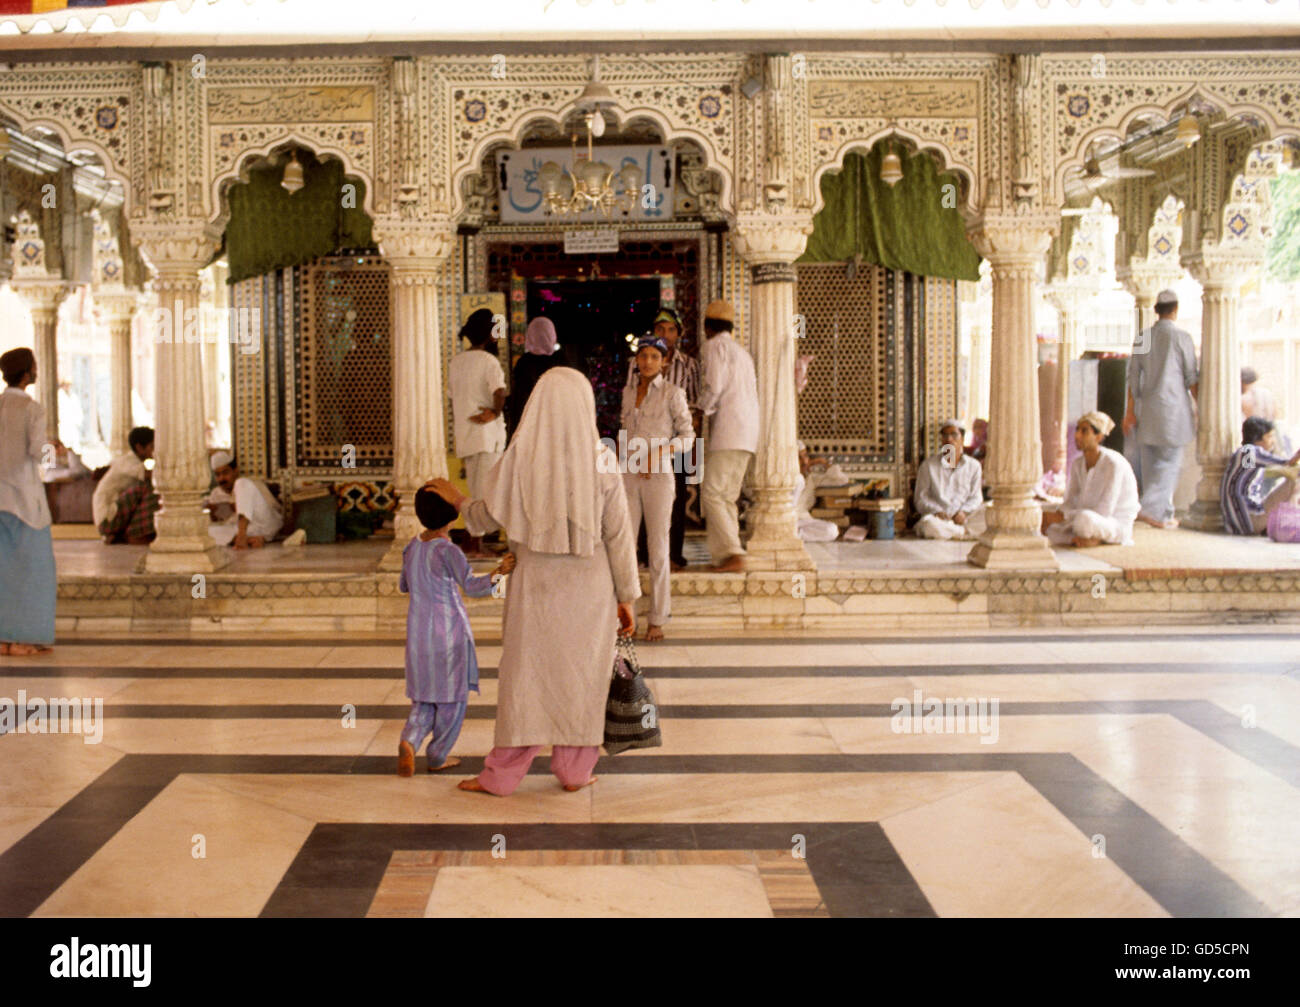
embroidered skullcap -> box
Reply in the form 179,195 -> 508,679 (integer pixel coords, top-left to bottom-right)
1079,411 -> 1115,438
1155,289 -> 1178,307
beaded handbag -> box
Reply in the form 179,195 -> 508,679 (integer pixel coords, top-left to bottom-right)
603,633 -> 663,755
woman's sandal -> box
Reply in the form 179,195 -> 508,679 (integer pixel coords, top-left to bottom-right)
562,776 -> 598,792
427,756 -> 462,772
644,625 -> 664,643
457,778 -> 494,794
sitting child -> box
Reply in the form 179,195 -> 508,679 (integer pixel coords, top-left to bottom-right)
398,486 -> 515,776
1221,417 -> 1300,535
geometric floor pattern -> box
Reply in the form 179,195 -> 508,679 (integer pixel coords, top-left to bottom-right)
2,630 -> 1297,917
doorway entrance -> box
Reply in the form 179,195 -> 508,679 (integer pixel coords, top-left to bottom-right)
526,277 -> 661,439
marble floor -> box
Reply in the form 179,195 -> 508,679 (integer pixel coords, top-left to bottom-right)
1,628 -> 1297,917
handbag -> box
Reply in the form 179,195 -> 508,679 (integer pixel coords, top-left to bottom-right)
603,633 -> 663,754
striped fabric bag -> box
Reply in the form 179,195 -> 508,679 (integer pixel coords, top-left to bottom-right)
603,634 -> 663,755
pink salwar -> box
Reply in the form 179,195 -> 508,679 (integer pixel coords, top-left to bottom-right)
476,744 -> 600,795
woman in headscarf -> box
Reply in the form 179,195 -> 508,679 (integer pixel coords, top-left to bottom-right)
0,348 -> 56,656
427,367 -> 640,795
505,316 -> 559,441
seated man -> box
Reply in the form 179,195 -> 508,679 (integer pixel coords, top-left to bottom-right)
1043,412 -> 1139,547
92,426 -> 159,544
914,419 -> 984,540
1221,417 -> 1300,535
206,450 -> 283,549
793,440 -> 846,542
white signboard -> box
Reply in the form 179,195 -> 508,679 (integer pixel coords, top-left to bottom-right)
496,145 -> 674,223
563,229 -> 620,255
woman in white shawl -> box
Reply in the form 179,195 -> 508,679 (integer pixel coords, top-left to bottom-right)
427,367 -> 641,796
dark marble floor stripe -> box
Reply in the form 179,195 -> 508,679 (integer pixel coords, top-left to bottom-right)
5,661 -> 1297,679
0,751 -> 1275,918
260,822 -> 931,918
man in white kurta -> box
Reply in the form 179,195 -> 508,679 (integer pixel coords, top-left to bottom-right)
913,419 -> 985,540
792,441 -> 845,542
447,308 -> 507,556
697,299 -> 758,571
1045,412 -> 1140,547
206,451 -> 283,548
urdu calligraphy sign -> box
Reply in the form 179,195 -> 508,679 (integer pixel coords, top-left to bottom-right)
808,80 -> 979,118
207,86 -> 375,123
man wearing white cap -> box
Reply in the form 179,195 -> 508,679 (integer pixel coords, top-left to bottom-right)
697,299 -> 758,572
1043,412 -> 1140,547
913,419 -> 985,540
1123,289 -> 1198,529
206,451 -> 283,549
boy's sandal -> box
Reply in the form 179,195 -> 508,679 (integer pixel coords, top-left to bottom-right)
427,756 -> 462,772
562,776 -> 598,792
397,740 -> 415,777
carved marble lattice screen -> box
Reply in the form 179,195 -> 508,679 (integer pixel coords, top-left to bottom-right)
919,274 -> 959,459
793,262 -> 895,461
292,255 -> 393,472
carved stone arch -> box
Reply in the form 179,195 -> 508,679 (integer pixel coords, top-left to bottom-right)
1052,88 -> 1300,209
0,103 -> 133,212
207,133 -> 376,234
450,103 -> 734,221
809,128 -> 980,226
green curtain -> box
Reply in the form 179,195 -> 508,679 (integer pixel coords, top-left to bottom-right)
800,147 -> 981,281
225,152 -> 373,283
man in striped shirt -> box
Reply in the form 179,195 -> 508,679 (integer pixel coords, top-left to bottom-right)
1221,416 -> 1300,535
626,308 -> 701,569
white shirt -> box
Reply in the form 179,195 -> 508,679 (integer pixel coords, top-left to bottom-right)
1063,446 -> 1140,545
447,348 -> 507,457
0,386 -> 52,530
93,451 -> 148,528
914,453 -> 983,519
207,476 -> 283,543
697,332 -> 759,453
620,374 -> 695,472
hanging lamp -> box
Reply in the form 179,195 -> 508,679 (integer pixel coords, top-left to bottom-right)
281,150 -> 305,194
1175,115 -> 1200,148
880,144 -> 904,187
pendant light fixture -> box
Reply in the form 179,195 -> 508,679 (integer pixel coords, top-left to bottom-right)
281,149 -> 305,194
880,144 -> 904,187
1175,114 -> 1200,148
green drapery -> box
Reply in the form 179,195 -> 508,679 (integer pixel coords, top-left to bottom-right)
799,147 -> 982,281
225,152 -> 373,283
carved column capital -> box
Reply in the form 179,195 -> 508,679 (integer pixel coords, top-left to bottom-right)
1119,261 -> 1183,304
1183,244 -> 1263,292
731,212 -> 814,266
95,287 -> 144,326
967,214 -> 1056,264
132,221 -> 219,279
11,278 -> 70,321
373,217 -> 456,270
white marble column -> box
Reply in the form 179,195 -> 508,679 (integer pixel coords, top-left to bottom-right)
1043,285 -> 1084,474
96,289 -> 142,456
134,224 -> 228,573
1183,252 -> 1258,531
374,219 -> 455,572
12,280 -> 67,444
966,217 -> 1059,571
732,213 -> 815,572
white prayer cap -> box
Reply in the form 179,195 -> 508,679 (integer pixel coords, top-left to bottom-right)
1079,410 -> 1115,438
210,450 -> 234,472
940,418 -> 964,434
1155,289 -> 1178,307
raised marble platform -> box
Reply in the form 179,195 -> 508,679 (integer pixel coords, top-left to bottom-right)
48,526 -> 1300,635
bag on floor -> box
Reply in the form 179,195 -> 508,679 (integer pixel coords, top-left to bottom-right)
603,633 -> 663,755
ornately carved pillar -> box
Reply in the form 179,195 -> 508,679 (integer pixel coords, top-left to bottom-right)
374,219 -> 455,572
1183,251 -> 1259,531
134,223 -> 228,573
1043,285 -> 1085,474
966,217 -> 1059,570
96,289 -> 142,456
731,212 -> 815,572
12,280 -> 68,443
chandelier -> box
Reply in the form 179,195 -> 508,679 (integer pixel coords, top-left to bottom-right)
537,57 -> 643,219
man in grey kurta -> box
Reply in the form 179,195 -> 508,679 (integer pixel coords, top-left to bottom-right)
1123,289 -> 1199,527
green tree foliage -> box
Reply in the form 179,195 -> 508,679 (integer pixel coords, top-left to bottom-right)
1267,169 -> 1300,283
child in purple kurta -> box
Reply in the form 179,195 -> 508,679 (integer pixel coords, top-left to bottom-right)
398,487 -> 514,776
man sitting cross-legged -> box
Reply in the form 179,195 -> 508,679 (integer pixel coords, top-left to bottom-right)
92,425 -> 160,545
914,419 -> 985,540
1042,411 -> 1140,547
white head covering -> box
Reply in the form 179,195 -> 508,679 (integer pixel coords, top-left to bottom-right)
941,418 -> 964,435
1079,410 -> 1116,438
1155,288 -> 1178,308
210,450 -> 233,472
478,367 -> 605,557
